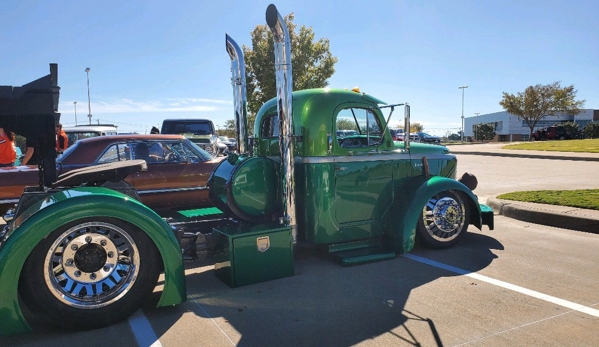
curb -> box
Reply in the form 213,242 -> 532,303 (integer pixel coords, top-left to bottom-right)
486,196 -> 599,234
453,151 -> 599,162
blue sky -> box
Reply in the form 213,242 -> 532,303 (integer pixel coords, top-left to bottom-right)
1,0 -> 597,136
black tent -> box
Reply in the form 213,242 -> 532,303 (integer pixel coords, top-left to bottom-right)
0,64 -> 61,185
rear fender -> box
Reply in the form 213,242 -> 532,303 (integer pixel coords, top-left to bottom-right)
0,187 -> 186,336
386,176 -> 483,254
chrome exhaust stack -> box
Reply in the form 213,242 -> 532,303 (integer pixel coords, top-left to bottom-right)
225,34 -> 248,154
266,4 -> 297,242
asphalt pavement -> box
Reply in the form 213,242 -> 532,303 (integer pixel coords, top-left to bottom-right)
447,142 -> 599,234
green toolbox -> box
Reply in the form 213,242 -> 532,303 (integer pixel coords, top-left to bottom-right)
213,223 -> 294,287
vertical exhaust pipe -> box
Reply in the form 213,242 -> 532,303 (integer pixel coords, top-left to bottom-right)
225,34 -> 248,154
266,4 -> 297,243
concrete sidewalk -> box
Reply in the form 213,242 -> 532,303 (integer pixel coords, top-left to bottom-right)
446,142 -> 599,162
447,142 -> 599,233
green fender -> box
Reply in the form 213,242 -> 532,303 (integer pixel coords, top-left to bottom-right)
0,187 -> 186,336
386,176 -> 483,254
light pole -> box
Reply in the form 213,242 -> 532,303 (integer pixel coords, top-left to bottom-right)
459,85 -> 468,142
85,67 -> 92,125
73,101 -> 78,125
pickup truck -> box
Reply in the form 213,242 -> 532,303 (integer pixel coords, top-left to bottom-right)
531,125 -> 580,141
0,4 -> 493,335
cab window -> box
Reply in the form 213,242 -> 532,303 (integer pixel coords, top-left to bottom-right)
335,107 -> 382,148
261,113 -> 280,138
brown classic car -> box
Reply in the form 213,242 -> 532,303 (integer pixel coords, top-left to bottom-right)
0,134 -> 221,214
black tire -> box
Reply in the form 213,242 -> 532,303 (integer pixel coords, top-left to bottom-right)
19,217 -> 161,331
417,190 -> 469,249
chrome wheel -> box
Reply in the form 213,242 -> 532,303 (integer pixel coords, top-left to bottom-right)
20,217 -> 161,330
44,222 -> 140,308
417,190 -> 469,249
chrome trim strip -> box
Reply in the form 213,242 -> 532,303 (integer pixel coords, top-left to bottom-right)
293,153 -> 454,164
136,186 -> 208,195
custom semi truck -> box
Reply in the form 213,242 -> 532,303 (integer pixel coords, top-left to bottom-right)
0,4 -> 493,335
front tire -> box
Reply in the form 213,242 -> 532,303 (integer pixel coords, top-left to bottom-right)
417,190 -> 469,249
19,217 -> 161,331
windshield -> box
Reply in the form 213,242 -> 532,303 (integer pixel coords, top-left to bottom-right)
162,121 -> 214,135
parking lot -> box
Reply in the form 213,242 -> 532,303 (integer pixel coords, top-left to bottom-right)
3,150 -> 599,346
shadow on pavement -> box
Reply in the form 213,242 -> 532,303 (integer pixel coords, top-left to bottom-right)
144,231 -> 503,347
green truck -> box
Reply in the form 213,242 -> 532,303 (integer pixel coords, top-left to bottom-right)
0,4 -> 493,335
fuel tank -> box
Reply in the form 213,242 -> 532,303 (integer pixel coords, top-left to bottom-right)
208,155 -> 281,222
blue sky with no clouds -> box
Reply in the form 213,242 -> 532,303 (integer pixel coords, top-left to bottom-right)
1,0 -> 597,135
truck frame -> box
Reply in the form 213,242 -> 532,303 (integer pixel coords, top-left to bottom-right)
0,4 -> 493,335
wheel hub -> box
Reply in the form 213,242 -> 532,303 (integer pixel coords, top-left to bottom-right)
62,233 -> 118,284
431,197 -> 463,233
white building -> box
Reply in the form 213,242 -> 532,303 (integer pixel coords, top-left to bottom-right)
464,109 -> 598,142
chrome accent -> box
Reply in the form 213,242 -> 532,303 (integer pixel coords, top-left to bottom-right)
404,104 -> 411,150
295,153 -> 452,164
226,34 -> 248,154
267,4 -> 297,242
0,198 -> 19,205
422,194 -> 466,242
136,186 -> 209,195
43,221 -> 140,309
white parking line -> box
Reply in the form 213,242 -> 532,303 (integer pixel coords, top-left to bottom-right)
128,309 -> 163,347
403,254 -> 599,318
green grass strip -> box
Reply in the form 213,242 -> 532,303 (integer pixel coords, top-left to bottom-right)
497,189 -> 599,211
502,138 -> 599,153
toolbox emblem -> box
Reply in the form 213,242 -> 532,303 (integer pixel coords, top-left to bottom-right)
256,236 -> 270,252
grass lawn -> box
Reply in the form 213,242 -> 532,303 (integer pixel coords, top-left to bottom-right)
491,139 -> 599,210
497,190 -> 599,211
501,138 -> 599,153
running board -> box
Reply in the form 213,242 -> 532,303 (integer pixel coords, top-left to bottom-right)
328,239 -> 396,266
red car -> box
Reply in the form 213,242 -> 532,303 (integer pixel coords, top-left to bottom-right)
1,134 -> 221,214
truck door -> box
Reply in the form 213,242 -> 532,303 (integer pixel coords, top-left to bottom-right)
333,106 -> 393,229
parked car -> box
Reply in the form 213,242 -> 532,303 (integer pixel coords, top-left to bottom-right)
0,134 -> 221,214
414,132 -> 442,144
389,128 -> 405,141
219,136 -> 237,152
62,124 -> 118,148
161,118 -> 228,156
336,129 -> 358,137
531,125 -> 581,141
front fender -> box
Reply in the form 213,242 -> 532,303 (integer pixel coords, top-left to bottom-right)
387,176 -> 483,254
0,187 -> 186,336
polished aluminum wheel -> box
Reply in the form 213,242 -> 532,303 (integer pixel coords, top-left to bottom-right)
43,221 -> 140,309
421,192 -> 467,242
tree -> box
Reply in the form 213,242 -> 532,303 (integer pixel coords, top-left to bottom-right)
583,122 -> 599,139
499,82 -> 585,140
473,123 -> 496,141
409,122 -> 424,133
558,121 -> 579,138
242,13 -> 338,132
336,119 -> 357,131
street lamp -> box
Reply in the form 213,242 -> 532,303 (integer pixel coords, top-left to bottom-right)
85,67 -> 92,125
73,101 -> 77,125
459,85 -> 468,142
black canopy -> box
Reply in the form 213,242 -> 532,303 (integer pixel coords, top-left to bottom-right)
0,64 -> 61,184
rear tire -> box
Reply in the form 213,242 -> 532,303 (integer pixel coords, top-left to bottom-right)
417,190 -> 469,249
19,217 -> 161,331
